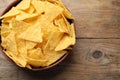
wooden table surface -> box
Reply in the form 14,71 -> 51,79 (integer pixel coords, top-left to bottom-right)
0,0 -> 120,80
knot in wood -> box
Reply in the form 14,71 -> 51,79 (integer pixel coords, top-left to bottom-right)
92,50 -> 103,59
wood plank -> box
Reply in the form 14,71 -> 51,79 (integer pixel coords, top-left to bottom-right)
63,0 -> 120,38
17,39 -> 120,80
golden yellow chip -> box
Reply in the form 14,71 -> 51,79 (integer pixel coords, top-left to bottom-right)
18,22 -> 43,43
57,0 -> 74,19
43,1 -> 63,22
31,0 -> 45,14
26,41 -> 37,49
27,48 -> 47,67
16,11 -> 38,20
1,23 -> 11,38
44,25 -> 63,50
1,7 -> 20,18
55,24 -> 75,51
16,39 -> 27,56
27,48 -> 44,59
55,34 -> 71,51
69,23 -> 76,45
16,0 -> 31,10
11,19 -> 30,35
1,17 -> 13,23
27,58 -> 47,67
5,51 -> 27,67
44,50 -> 67,66
54,14 -> 70,33
3,31 -> 18,55
25,4 -> 35,14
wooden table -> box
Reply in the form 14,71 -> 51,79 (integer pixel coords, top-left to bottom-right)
0,0 -> 120,80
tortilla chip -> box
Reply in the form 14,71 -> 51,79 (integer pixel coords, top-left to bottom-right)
44,25 -> 63,50
3,31 -> 18,55
16,39 -> 27,56
54,14 -> 70,33
31,0 -> 45,14
45,50 -> 67,66
16,11 -> 38,20
5,51 -> 27,67
1,7 -> 20,18
16,0 -> 31,10
26,41 -> 37,49
18,22 -> 43,43
25,4 -> 35,14
11,19 -> 30,35
1,23 -> 11,38
43,1 -> 63,21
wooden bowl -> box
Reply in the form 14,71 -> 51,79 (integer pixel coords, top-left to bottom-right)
0,0 -> 73,71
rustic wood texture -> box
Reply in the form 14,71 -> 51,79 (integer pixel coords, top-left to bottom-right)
0,0 -> 120,80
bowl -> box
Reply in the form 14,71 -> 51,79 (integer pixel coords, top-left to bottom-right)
0,0 -> 74,71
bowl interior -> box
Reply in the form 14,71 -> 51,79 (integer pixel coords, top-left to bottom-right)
0,0 -> 71,71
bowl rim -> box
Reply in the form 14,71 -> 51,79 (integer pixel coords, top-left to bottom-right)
0,0 -> 73,71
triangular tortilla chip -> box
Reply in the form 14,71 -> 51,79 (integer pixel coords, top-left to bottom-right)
11,19 -> 30,35
55,24 -> 75,51
44,50 -> 67,66
31,0 -> 45,14
4,31 -> 18,55
5,51 -> 27,67
43,1 -> 63,22
18,22 -> 43,43
16,0 -> 31,10
1,7 -> 20,18
26,40 -> 37,49
54,14 -> 70,33
44,24 -> 63,50
25,4 -> 35,14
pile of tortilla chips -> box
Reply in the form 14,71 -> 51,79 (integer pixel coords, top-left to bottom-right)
0,0 -> 75,69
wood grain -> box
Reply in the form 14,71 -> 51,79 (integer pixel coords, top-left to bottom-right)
63,0 -> 120,38
0,0 -> 120,80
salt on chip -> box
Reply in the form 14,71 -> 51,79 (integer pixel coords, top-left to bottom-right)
18,22 -> 43,43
